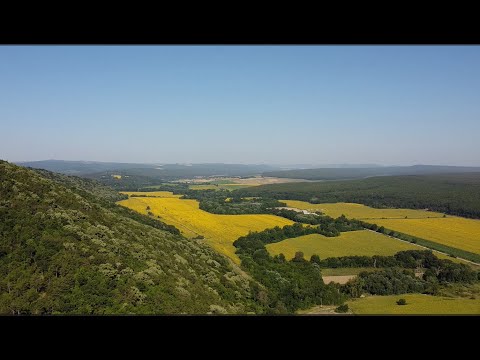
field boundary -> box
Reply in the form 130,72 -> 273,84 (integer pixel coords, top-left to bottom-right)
365,229 -> 480,265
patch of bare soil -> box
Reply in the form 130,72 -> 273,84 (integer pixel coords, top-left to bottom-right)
297,305 -> 343,315
322,275 -> 357,284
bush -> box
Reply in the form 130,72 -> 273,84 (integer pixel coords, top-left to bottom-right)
335,304 -> 349,313
396,298 -> 407,305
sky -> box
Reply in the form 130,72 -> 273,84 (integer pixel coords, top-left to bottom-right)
1,46 -> 480,166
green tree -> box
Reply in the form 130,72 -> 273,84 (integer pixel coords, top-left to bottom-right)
292,251 -> 305,262
310,254 -> 321,265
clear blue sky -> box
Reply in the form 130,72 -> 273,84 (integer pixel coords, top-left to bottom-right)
1,46 -> 479,165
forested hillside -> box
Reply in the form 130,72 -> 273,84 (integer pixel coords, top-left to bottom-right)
263,165 -> 480,180
236,173 -> 480,219
0,161 -> 261,314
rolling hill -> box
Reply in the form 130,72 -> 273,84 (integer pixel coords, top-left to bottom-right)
262,165 -> 480,180
0,160 -> 262,314
17,160 -> 279,177
235,173 -> 480,219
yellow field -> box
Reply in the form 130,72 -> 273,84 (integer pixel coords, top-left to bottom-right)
266,230 -> 420,260
373,217 -> 480,255
283,200 -> 445,219
282,200 -> 480,255
121,191 -> 182,198
347,294 -> 480,314
112,174 -> 122,179
118,193 -> 294,264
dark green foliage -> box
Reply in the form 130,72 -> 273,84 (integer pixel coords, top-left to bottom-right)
397,298 -> 407,305
239,252 -> 345,313
0,160 -> 262,314
310,254 -> 321,265
263,165 -> 480,181
32,167 -> 128,203
348,268 -> 426,296
234,218 -> 364,257
436,262 -> 478,283
235,173 -> 480,219
319,255 -> 398,268
232,222 -> 350,312
293,252 -> 305,262
340,251 -> 479,297
199,196 -> 286,215
335,304 -> 349,313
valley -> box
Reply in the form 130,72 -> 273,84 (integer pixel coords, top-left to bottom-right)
118,192 -> 294,264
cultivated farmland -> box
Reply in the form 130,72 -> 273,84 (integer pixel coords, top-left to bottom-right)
347,294 -> 480,314
118,192 -> 294,264
282,200 -> 445,219
282,200 -> 480,256
265,230 -> 420,260
372,217 -> 480,255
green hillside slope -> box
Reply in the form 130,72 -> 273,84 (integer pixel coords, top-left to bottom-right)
0,161 -> 260,314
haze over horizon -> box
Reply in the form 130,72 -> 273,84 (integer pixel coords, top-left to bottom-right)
2,46 -> 480,166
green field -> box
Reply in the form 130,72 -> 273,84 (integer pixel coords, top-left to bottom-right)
347,294 -> 480,314
266,230 -> 420,260
281,200 -> 480,260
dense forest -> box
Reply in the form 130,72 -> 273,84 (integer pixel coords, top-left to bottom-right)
341,251 -> 478,297
231,215 -> 479,311
0,161 -> 264,314
235,173 -> 480,219
263,165 -> 480,180
231,216 -> 367,312
130,185 -> 289,215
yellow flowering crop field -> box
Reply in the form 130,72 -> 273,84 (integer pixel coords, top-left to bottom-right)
282,200 -> 480,255
118,192 -> 294,264
266,230 -> 420,260
372,217 -> 480,254
282,200 -> 445,219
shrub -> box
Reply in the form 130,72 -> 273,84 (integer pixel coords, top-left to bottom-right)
335,304 -> 349,313
397,298 -> 407,305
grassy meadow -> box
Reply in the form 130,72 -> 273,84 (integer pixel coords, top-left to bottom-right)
118,192 -> 294,264
265,230 -> 420,260
282,200 -> 480,256
347,294 -> 480,314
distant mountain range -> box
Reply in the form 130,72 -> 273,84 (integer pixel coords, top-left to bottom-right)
16,160 -> 280,177
15,160 -> 480,181
274,163 -> 385,170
